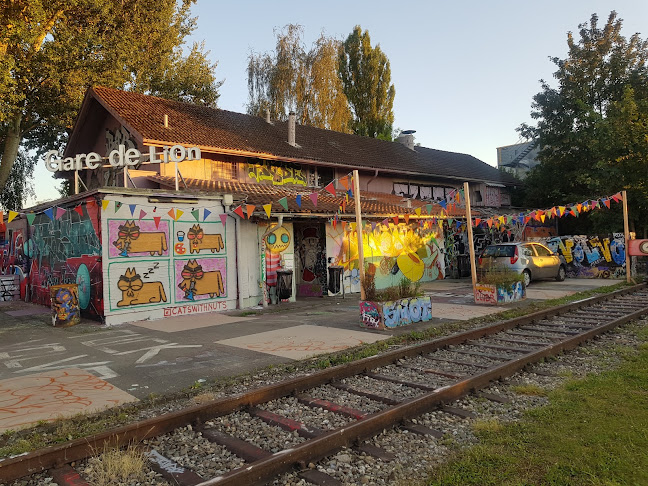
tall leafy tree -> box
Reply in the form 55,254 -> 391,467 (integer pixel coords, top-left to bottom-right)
247,24 -> 352,132
338,26 -> 395,139
519,11 -> 648,235
0,0 -> 222,210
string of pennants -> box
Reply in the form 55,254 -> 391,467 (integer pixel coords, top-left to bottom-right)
471,191 -> 625,231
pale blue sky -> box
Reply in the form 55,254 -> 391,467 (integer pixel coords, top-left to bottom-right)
29,0 -> 648,205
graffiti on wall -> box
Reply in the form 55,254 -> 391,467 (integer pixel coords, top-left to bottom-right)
0,228 -> 29,299
383,296 -> 432,328
247,160 -> 308,186
106,211 -> 228,315
359,301 -> 382,329
327,223 -> 445,294
295,225 -> 327,297
540,234 -> 626,278
10,199 -> 104,316
265,226 -> 291,288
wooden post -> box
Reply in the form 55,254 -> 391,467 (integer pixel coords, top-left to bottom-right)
464,182 -> 478,289
74,170 -> 79,195
622,190 -> 631,283
353,170 -> 366,300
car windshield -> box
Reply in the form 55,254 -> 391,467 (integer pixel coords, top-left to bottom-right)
482,245 -> 516,258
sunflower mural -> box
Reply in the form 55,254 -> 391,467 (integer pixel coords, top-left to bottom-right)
327,221 -> 445,292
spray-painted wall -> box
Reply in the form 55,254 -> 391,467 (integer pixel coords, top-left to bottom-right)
102,195 -> 236,325
258,221 -> 296,303
534,234 -> 627,278
326,222 -> 445,294
0,197 -> 103,317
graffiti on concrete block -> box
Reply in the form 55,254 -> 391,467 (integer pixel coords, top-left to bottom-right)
474,282 -> 525,305
383,296 -> 432,329
359,301 -> 382,329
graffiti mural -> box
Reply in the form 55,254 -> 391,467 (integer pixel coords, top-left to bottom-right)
173,222 -> 225,256
0,227 -> 29,299
359,301 -> 382,329
295,224 -> 327,297
265,225 -> 291,288
474,282 -> 525,304
110,220 -> 169,257
359,296 -> 433,330
247,160 -> 308,186
327,222 -> 445,294
50,284 -> 81,326
107,261 -> 170,311
539,234 -> 626,278
176,258 -> 226,301
17,199 -> 103,317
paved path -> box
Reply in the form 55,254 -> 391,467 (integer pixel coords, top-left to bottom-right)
0,278 -> 620,432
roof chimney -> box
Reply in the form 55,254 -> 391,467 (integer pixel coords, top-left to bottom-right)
288,112 -> 296,146
164,114 -> 169,128
265,109 -> 272,124
396,130 -> 416,150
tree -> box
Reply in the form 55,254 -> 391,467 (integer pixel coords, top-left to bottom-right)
247,24 -> 352,132
519,11 -> 648,236
0,0 -> 222,210
338,26 -> 395,139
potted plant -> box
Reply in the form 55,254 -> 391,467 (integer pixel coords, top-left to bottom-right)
359,274 -> 432,330
474,265 -> 526,305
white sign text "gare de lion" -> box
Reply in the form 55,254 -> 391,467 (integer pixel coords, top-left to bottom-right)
45,144 -> 201,172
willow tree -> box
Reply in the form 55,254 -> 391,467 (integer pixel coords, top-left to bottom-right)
0,0 -> 221,210
338,26 -> 395,139
247,24 -> 352,132
519,11 -> 648,235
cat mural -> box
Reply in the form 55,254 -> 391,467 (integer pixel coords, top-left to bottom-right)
178,260 -> 225,300
117,268 -> 167,307
187,224 -> 224,254
113,221 -> 168,257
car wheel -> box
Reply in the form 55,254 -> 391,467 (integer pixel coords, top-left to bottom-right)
556,265 -> 566,282
523,270 -> 531,287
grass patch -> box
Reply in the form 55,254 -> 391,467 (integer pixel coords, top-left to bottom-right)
85,444 -> 146,486
425,330 -> 648,486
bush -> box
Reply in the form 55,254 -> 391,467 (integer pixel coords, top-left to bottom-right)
361,273 -> 422,302
478,265 -> 524,287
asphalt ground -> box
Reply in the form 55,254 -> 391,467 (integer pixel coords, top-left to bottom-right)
0,278 -> 619,432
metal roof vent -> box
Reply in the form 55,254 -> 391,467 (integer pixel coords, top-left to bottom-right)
396,130 -> 416,150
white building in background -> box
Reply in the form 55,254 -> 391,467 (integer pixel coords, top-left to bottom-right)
497,141 -> 539,179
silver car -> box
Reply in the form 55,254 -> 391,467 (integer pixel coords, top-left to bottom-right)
478,242 -> 566,287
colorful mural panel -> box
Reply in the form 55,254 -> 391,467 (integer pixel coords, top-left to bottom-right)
108,220 -> 170,258
173,222 -> 225,256
295,224 -> 327,297
107,261 -> 171,311
175,258 -> 227,301
538,234 -> 626,278
359,296 -> 433,330
327,222 -> 445,294
246,160 -> 308,186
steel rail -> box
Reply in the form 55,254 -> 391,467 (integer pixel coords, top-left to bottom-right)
0,283 -> 645,483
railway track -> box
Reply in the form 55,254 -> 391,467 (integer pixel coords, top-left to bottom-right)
2,283 -> 648,486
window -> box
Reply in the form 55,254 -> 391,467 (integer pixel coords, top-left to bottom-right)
210,160 -> 235,180
533,244 -> 553,256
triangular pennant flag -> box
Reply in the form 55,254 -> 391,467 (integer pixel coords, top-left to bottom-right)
8,210 -> 19,223
139,209 -> 146,221
192,209 -> 200,221
332,218 -> 337,230
347,189 -> 353,199
204,208 -> 212,220
426,204 -> 432,215
487,218 -> 493,228
448,218 -> 454,227
404,214 -> 410,224
611,192 -> 621,202
439,200 -> 447,210
341,200 -> 347,213
324,182 -> 336,196
341,221 -> 347,232
26,213 -> 36,225
219,213 -> 228,226
55,207 -> 66,219
295,195 -> 302,208
475,218 -> 481,226
115,201 -> 122,212
102,200 -> 110,211
246,204 -> 255,219
541,214 -> 546,223
233,205 -> 245,218
129,204 -> 137,216
73,206 -> 84,217
168,208 -> 176,220
456,221 -> 462,229
393,215 -> 399,226
576,203 -> 582,213
310,192 -> 318,207
263,203 -> 272,218
175,209 -> 184,221
558,206 -> 566,217
603,198 -> 611,208
278,197 -> 288,211
153,216 -> 162,229
415,207 -> 422,217
339,175 -> 349,190
382,218 -> 389,227
371,222 -> 377,231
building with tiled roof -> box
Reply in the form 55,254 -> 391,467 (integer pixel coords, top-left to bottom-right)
4,87 -> 515,325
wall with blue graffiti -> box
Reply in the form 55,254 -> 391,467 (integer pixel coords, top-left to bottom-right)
534,234 -> 627,278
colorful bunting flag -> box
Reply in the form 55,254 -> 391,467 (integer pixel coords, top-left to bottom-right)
295,195 -> 302,208
278,197 -> 288,211
26,213 -> 36,225
233,205 -> 245,218
204,208 -> 212,220
102,200 -> 110,211
246,204 -> 255,219
263,203 -> 272,218
324,182 -> 336,196
603,198 -> 610,208
114,201 -> 122,212
404,214 -> 410,224
167,208 -> 176,220
153,216 -> 161,229
426,204 -> 433,214
310,192 -> 318,207
439,200 -> 447,210
74,206 -> 84,217
7,210 -> 18,223
139,209 -> 146,221
129,204 -> 137,216
339,175 -> 349,190
415,207 -> 421,217
393,215 -> 399,226
54,207 -> 65,219
219,213 -> 227,226
175,209 -> 184,221
192,209 -> 200,221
